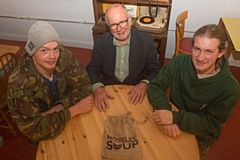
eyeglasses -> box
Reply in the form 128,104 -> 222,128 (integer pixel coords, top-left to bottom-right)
108,18 -> 129,30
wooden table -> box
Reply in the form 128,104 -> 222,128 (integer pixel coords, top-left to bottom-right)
36,85 -> 199,160
218,17 -> 240,58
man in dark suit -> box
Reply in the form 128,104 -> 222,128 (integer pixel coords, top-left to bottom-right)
86,4 -> 160,112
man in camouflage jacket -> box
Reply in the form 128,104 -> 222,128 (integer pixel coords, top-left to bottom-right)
7,21 -> 93,143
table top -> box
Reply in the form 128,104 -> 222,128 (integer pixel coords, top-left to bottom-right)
221,17 -> 240,51
36,85 -> 199,160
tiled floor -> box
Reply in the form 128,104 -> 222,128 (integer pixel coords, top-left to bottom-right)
0,39 -> 240,160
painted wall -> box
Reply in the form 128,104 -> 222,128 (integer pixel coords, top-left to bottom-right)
0,0 -> 239,63
0,0 -> 95,49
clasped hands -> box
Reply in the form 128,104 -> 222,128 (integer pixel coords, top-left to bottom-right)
153,109 -> 181,137
93,82 -> 148,112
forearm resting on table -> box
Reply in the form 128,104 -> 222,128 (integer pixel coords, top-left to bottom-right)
41,104 -> 64,116
69,104 -> 92,118
69,95 -> 94,118
155,103 -> 181,137
69,105 -> 81,118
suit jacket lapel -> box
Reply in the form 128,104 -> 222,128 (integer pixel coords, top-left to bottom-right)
107,33 -> 117,76
128,29 -> 141,80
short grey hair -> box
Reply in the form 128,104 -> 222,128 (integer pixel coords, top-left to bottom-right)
105,4 -> 130,25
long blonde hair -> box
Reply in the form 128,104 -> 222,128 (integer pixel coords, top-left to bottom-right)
191,24 -> 227,70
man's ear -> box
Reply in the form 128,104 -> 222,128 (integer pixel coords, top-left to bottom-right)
218,49 -> 226,58
129,16 -> 133,23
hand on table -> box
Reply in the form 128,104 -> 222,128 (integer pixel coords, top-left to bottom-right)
153,109 -> 173,125
153,110 -> 181,137
93,87 -> 114,112
128,82 -> 148,104
70,95 -> 94,118
162,124 -> 181,137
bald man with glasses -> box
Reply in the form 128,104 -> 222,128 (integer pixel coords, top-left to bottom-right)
86,4 -> 160,112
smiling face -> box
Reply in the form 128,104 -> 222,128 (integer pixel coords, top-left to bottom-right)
32,41 -> 60,77
191,36 -> 225,75
106,4 -> 132,45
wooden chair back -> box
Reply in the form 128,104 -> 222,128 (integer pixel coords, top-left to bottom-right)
0,52 -> 18,79
0,76 -> 8,108
0,52 -> 18,136
0,76 -> 7,103
174,10 -> 192,57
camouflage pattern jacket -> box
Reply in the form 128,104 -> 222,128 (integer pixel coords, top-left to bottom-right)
7,46 -> 91,142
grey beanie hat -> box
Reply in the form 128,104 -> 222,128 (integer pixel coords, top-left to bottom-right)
25,21 -> 61,56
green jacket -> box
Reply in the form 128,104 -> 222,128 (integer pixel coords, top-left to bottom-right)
7,46 -> 91,142
148,54 -> 239,147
